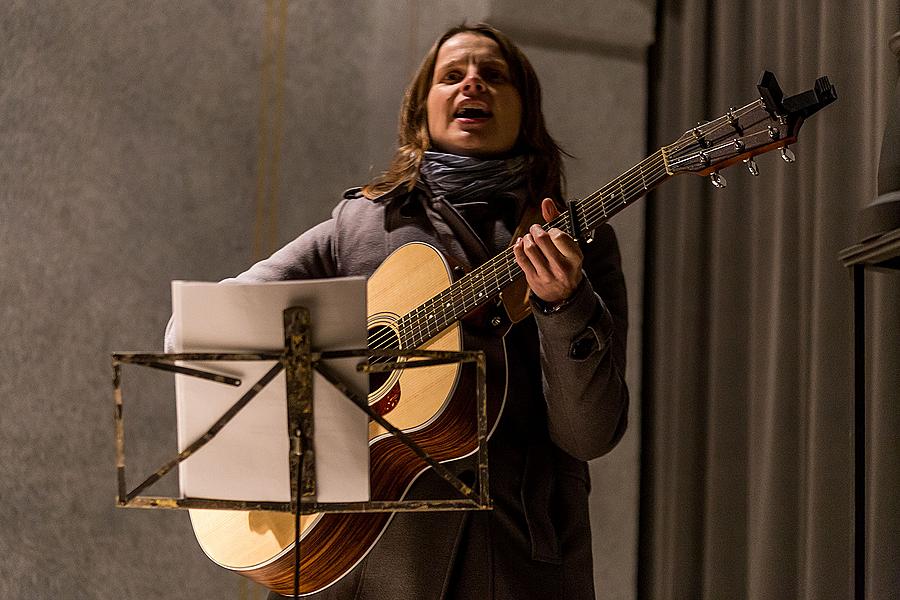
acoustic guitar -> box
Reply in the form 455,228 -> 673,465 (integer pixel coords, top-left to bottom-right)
187,72 -> 835,596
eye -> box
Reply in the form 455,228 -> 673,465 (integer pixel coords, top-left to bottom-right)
442,70 -> 463,83
482,68 -> 507,83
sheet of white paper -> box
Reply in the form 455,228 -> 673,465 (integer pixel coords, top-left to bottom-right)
172,278 -> 369,503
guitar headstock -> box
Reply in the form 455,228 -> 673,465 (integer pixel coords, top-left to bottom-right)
662,71 -> 836,185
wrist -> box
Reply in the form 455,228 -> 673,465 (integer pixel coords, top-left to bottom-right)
531,282 -> 583,315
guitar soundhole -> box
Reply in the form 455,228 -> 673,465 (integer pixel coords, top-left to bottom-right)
367,324 -> 401,394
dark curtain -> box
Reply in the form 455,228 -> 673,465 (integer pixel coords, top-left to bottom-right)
641,2 -> 899,599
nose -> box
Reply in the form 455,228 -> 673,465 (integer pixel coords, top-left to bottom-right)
461,69 -> 485,94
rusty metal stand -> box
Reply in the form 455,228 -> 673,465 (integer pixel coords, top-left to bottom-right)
112,306 -> 490,597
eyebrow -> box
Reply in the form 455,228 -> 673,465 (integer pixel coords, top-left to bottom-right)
436,57 -> 509,71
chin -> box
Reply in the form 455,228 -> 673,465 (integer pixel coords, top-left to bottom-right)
454,145 -> 511,159
431,137 -> 514,158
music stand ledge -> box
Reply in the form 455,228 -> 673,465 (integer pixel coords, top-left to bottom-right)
111,306 -> 491,594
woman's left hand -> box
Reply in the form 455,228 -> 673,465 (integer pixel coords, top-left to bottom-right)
513,198 -> 583,305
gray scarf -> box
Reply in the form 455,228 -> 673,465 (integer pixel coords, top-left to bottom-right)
419,151 -> 527,205
419,151 -> 527,253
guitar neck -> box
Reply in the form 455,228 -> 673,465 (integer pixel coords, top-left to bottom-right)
563,148 -> 671,234
398,149 -> 671,349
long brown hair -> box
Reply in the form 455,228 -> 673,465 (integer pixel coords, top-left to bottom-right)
362,23 -> 566,205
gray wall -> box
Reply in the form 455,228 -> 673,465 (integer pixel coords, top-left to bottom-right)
0,2 -> 652,598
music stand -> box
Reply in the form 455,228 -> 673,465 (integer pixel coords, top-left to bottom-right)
112,306 -> 491,597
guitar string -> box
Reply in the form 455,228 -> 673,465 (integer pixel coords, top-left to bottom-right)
369,118 -> 741,354
367,102 -> 766,354
364,155 -> 660,355
366,101 -> 769,353
366,150 -> 668,353
376,149 -> 670,348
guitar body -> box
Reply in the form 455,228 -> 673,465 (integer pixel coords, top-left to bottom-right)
188,242 -> 507,596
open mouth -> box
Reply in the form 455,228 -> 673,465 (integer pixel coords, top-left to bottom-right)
454,106 -> 492,119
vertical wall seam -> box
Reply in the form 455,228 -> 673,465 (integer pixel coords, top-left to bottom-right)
253,0 -> 288,262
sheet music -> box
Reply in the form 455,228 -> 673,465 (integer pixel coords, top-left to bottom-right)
172,278 -> 369,503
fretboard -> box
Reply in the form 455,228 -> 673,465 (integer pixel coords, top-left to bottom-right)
396,149 -> 671,349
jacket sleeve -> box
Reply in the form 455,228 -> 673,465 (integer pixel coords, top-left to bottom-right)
530,223 -> 629,461
221,218 -> 339,283
164,211 -> 341,352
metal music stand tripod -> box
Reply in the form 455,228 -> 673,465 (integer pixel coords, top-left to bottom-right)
111,306 -> 491,597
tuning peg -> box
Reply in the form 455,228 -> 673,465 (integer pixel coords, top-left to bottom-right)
710,172 -> 727,188
780,146 -> 796,163
744,157 -> 760,176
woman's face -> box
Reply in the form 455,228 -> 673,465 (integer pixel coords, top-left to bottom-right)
426,32 -> 523,158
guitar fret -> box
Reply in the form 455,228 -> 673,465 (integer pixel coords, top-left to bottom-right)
578,211 -> 588,237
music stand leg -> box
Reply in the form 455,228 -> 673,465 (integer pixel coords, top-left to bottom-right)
283,306 -> 314,598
